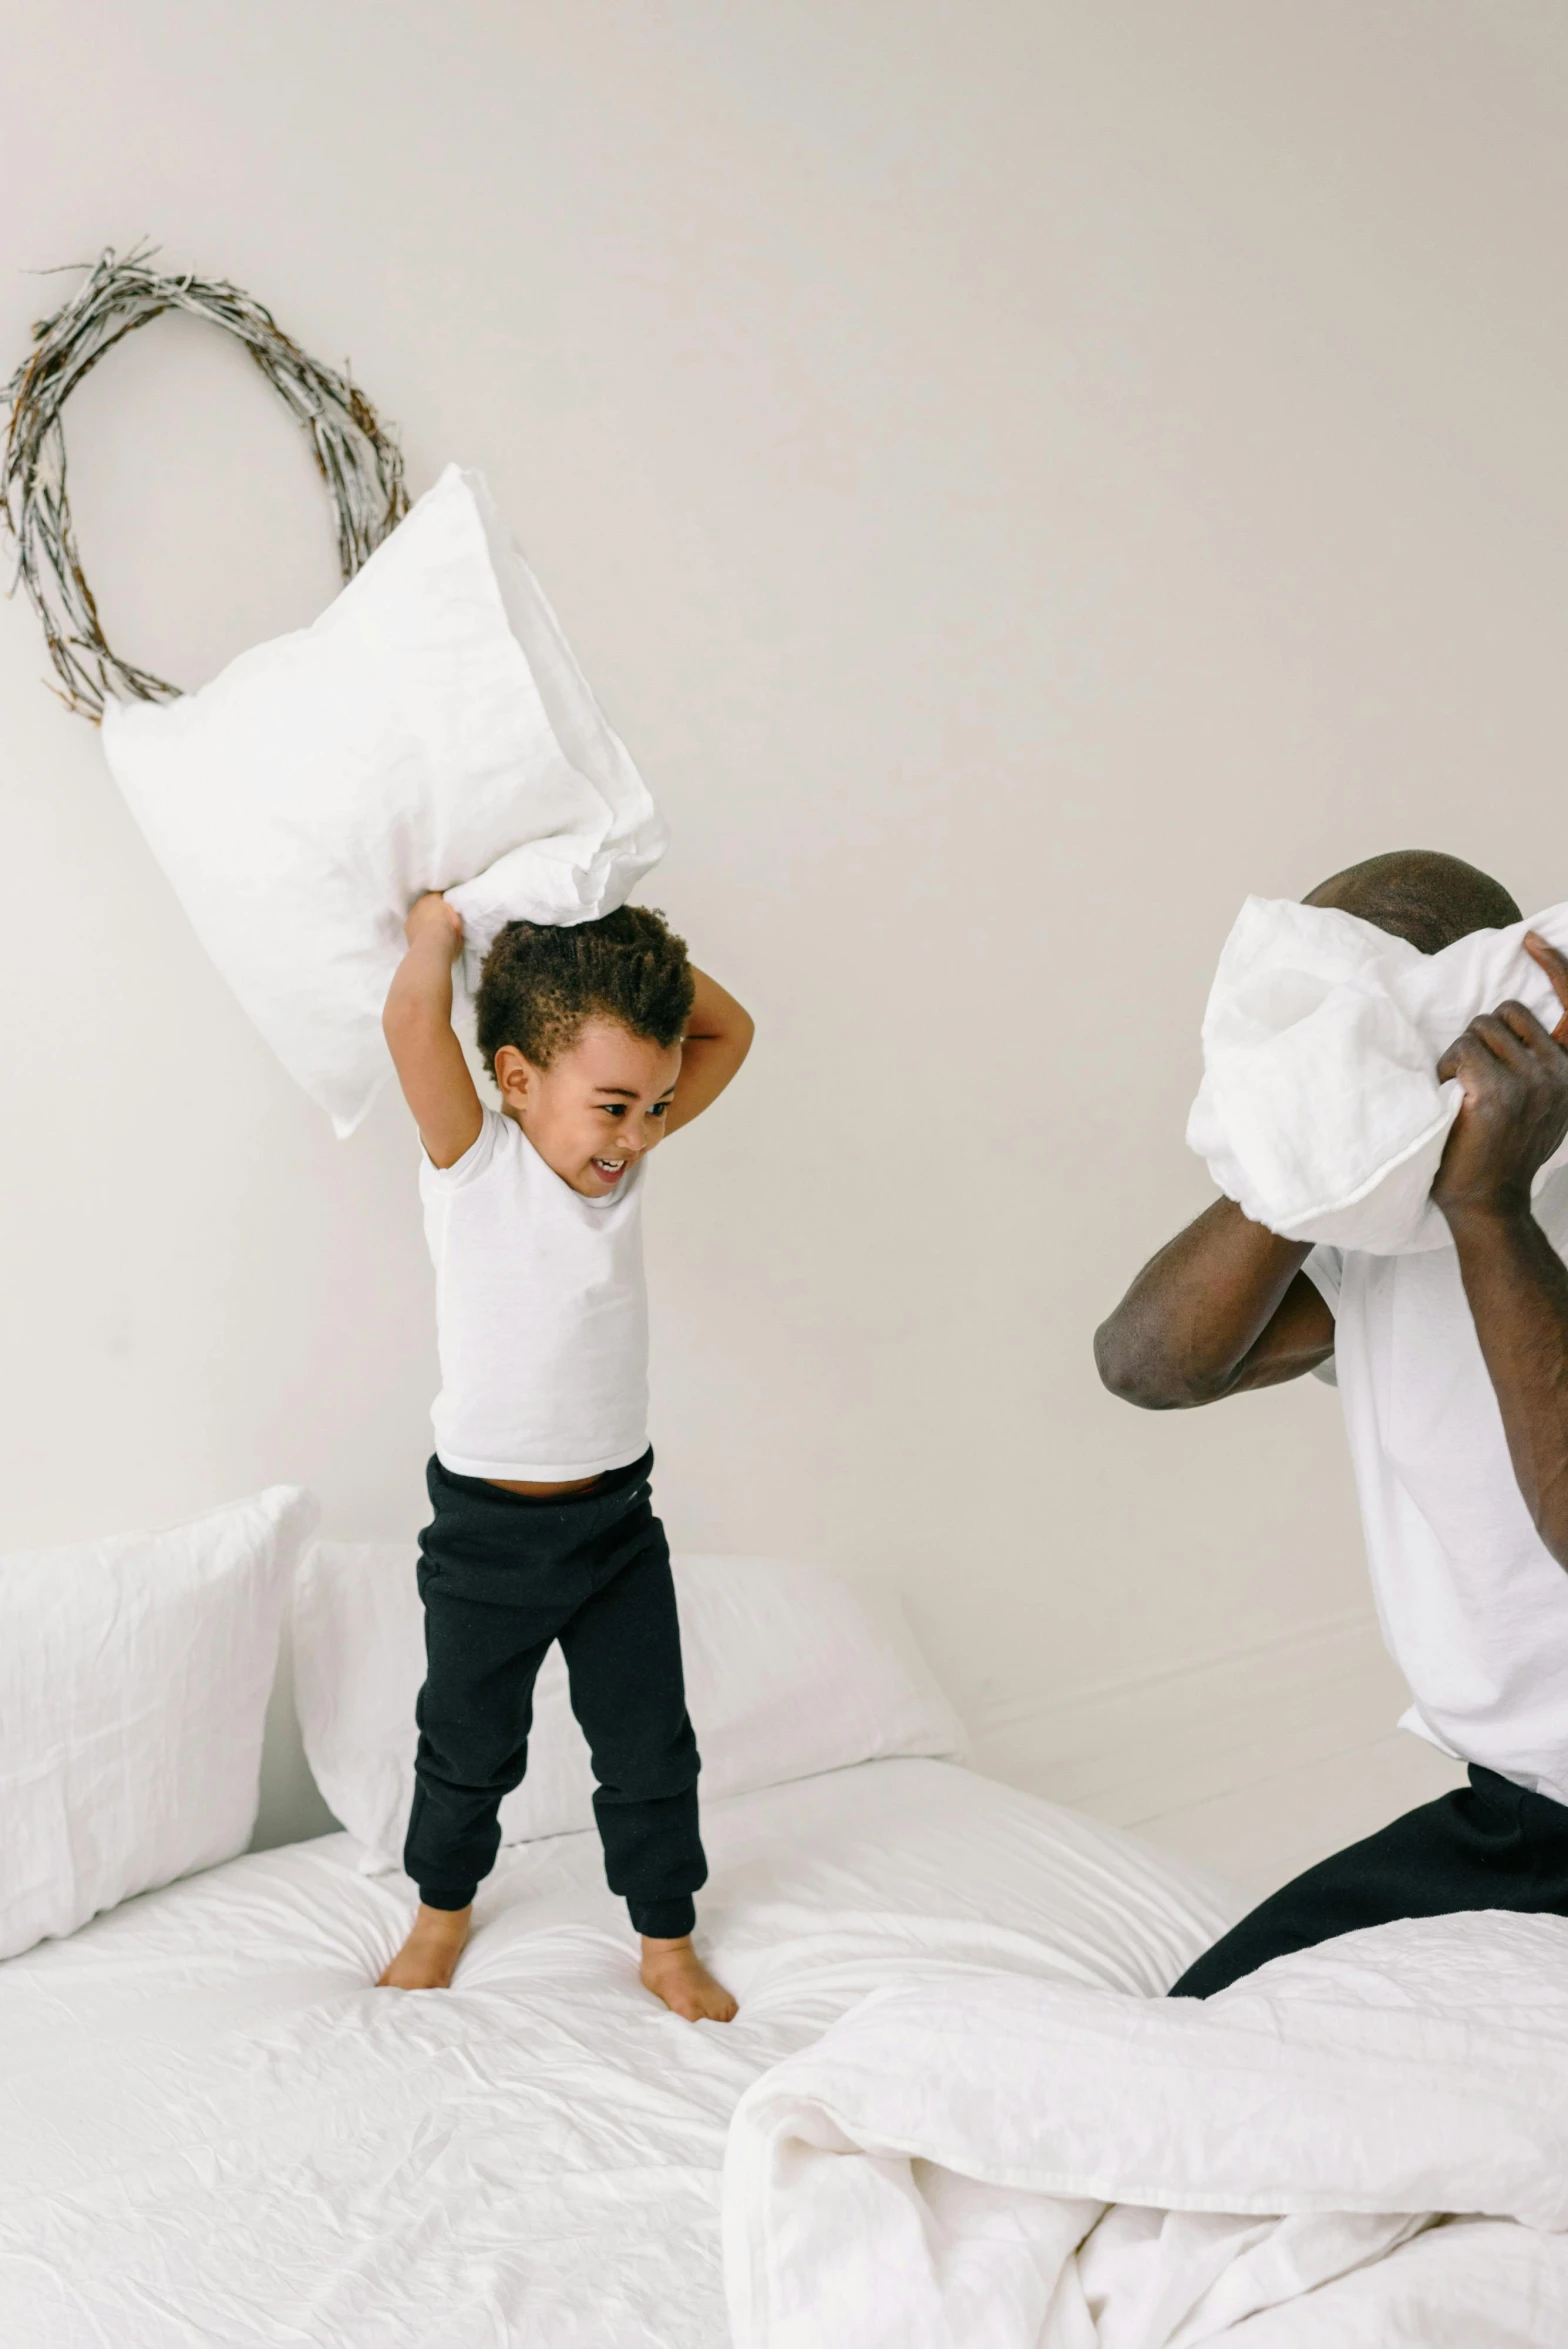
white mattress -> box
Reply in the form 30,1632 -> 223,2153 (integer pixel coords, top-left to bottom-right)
0,1757 -> 1237,2348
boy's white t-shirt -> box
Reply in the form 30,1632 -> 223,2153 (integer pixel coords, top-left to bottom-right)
1305,1164 -> 1568,1807
420,1108 -> 649,1480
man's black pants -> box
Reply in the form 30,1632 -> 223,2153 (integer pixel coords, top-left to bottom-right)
404,1448 -> 706,1939
1169,1763 -> 1568,1998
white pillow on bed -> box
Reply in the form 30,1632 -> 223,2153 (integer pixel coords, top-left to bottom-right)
293,1546 -> 966,1866
0,1487 -> 316,1961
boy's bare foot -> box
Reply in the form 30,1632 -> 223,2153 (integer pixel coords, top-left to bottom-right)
640,1934 -> 738,2022
378,1902 -> 472,1989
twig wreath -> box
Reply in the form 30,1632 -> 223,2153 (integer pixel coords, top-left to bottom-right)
1,246 -> 408,719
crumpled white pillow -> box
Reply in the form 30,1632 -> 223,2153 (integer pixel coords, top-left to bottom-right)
0,1486 -> 316,1960
292,1545 -> 967,1870
101,464 -> 667,1137
1187,895 -> 1568,1254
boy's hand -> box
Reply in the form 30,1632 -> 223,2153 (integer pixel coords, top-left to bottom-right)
406,892 -> 464,954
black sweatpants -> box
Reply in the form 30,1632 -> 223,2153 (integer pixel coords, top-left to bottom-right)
1169,1763 -> 1568,1998
403,1448 -> 706,1939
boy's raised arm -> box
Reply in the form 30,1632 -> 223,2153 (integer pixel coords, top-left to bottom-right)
383,894 -> 484,1167
664,966 -> 755,1137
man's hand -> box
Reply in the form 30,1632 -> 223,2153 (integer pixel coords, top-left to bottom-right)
1427,934 -> 1568,1571
1432,934 -> 1568,1224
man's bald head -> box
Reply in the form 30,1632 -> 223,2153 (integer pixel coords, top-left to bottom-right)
1304,850 -> 1522,956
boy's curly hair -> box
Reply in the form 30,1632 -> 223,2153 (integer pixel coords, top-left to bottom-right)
475,905 -> 695,1076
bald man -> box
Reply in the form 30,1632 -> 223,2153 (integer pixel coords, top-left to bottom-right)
1097,851 -> 1568,1997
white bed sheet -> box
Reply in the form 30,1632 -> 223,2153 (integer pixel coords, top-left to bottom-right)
0,1758 -> 1234,2349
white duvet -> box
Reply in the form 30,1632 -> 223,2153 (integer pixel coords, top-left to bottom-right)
0,1759 -> 1230,2349
724,1909 -> 1568,2349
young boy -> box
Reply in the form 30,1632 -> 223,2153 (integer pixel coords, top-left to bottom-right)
377,893 -> 753,2019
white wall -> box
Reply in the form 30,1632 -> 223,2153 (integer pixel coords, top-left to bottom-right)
4,2 -> 1567,1767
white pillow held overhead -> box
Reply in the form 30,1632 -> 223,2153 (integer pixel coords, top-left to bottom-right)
101,465 -> 667,1137
1186,895 -> 1568,1254
293,1545 -> 966,1869
0,1486 -> 316,1961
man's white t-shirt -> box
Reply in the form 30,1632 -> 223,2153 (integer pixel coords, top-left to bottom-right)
1305,1165 -> 1568,1806
420,1109 -> 649,1481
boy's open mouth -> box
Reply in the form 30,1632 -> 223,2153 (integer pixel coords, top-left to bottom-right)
591,1157 -> 627,1180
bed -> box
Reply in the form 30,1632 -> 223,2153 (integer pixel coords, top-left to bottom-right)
0,1754 -> 1233,2347
10,1506 -> 1564,2348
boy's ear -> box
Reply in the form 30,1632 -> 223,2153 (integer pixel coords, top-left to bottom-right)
491,1045 -> 533,1104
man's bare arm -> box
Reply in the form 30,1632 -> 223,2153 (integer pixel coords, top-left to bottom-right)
1094,1198 -> 1334,1409
383,895 -> 483,1168
662,967 -> 754,1138
1432,935 -> 1568,1568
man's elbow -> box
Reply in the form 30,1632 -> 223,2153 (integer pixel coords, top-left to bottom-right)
1093,1314 -> 1215,1411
